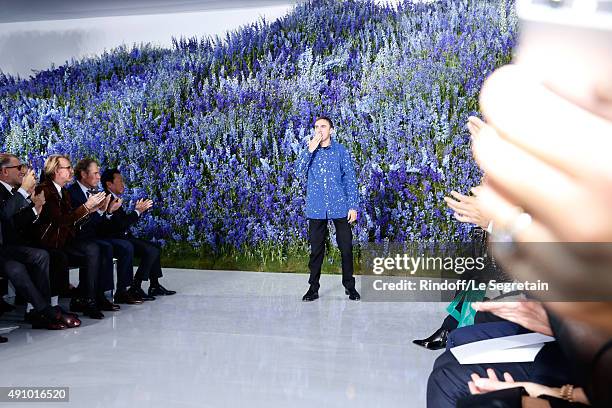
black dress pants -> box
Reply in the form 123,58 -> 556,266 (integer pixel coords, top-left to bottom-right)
0,246 -> 50,312
61,240 -> 101,299
307,218 -> 355,291
128,238 -> 162,281
46,248 -> 70,296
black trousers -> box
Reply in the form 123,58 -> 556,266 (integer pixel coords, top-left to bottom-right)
128,238 -> 162,282
46,248 -> 70,296
0,246 -> 50,312
61,240 -> 101,299
307,218 -> 355,290
94,239 -> 134,293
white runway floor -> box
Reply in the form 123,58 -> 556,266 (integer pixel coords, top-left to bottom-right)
0,269 -> 447,408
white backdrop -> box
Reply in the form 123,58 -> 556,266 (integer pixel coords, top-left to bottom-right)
0,0 -> 405,79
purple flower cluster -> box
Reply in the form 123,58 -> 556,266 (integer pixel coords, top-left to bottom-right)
0,0 -> 517,252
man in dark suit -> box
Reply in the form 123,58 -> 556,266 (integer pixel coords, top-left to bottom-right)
34,154 -> 108,319
0,153 -> 80,329
68,159 -> 142,306
101,168 -> 175,298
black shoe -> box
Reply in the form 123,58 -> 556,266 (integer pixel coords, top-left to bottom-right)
82,299 -> 104,320
71,297 -> 104,319
0,298 -> 15,314
69,297 -> 87,313
53,305 -> 79,320
148,284 -> 176,296
412,327 -> 449,350
345,288 -> 360,301
302,287 -> 319,302
114,291 -> 144,305
0,336 -> 7,343
97,297 -> 120,311
29,312 -> 67,330
129,287 -> 155,301
24,310 -> 37,323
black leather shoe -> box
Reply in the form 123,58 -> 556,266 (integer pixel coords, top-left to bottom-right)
53,305 -> 79,320
412,327 -> 449,350
0,336 -> 7,343
97,297 -> 120,311
345,288 -> 361,301
148,284 -> 176,296
29,312 -> 67,330
129,287 -> 155,301
82,299 -> 104,319
69,297 -> 87,313
0,298 -> 15,314
114,290 -> 144,305
302,287 -> 319,302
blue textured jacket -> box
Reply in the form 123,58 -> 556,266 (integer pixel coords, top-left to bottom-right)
295,139 -> 359,220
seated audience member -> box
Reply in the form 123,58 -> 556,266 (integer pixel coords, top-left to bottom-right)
68,159 -> 142,306
0,153 -> 80,330
427,301 -> 576,408
414,183 -> 509,350
33,154 -> 108,319
101,168 -> 175,297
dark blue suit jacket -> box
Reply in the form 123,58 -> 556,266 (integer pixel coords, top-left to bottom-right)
66,182 -> 108,240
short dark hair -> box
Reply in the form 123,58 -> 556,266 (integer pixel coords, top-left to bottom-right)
74,158 -> 98,181
101,168 -> 121,190
314,116 -> 334,129
0,153 -> 18,168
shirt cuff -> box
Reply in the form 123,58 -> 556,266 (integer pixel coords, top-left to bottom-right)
31,207 -> 38,217
135,210 -> 141,217
17,187 -> 29,199
486,221 -> 494,234
97,209 -> 105,216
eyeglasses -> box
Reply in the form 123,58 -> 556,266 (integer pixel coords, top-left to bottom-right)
2,164 -> 27,171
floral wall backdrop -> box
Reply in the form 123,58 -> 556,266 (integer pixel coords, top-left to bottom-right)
0,0 -> 517,258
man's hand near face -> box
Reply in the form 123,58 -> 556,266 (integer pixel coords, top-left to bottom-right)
21,169 -> 37,195
31,190 -> 45,215
308,132 -> 322,153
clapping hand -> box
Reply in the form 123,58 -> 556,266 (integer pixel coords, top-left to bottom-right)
135,199 -> 153,214
31,190 -> 45,214
444,188 -> 490,230
471,300 -> 553,336
108,197 -> 123,214
84,192 -> 106,212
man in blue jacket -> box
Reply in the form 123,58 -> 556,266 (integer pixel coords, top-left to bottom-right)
295,116 -> 360,302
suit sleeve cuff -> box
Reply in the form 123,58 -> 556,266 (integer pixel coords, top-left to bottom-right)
17,187 -> 29,199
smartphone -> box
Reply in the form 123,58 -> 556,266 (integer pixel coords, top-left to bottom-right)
515,0 -> 612,110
